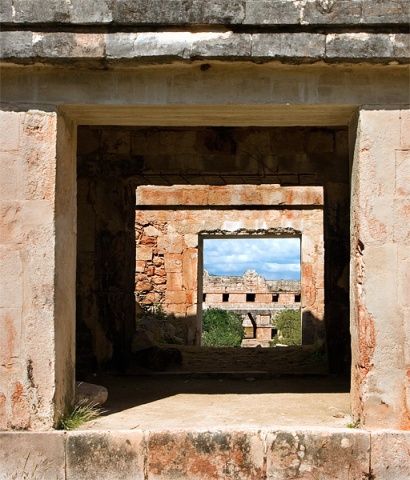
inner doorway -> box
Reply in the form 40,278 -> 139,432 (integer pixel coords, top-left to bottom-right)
201,237 -> 302,348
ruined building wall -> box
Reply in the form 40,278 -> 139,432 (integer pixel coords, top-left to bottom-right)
76,126 -> 348,369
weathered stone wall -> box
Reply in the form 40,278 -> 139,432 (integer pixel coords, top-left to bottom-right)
351,108 -> 410,430
1,0 -> 408,432
77,126 -> 348,367
134,183 -> 324,345
0,111 -> 75,430
203,271 -> 301,310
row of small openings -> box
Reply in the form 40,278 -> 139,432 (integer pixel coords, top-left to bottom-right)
203,293 -> 302,302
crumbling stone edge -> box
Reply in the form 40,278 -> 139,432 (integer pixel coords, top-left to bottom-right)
0,428 -> 409,479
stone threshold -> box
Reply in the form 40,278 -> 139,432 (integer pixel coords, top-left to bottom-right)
1,427 -> 409,479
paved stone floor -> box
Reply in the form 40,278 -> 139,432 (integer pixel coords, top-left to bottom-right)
83,373 -> 351,431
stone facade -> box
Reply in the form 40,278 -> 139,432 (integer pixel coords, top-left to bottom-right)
203,270 -> 301,346
0,0 -> 409,435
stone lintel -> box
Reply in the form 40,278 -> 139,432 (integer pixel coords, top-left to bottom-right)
136,185 -> 324,206
0,32 -> 409,66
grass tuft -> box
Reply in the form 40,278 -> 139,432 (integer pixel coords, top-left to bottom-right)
59,401 -> 105,430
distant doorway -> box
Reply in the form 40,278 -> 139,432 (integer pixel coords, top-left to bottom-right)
201,237 -> 301,348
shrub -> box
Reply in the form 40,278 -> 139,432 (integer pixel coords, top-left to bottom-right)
202,308 -> 244,347
271,308 -> 302,346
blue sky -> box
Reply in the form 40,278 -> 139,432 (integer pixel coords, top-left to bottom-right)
203,238 -> 301,280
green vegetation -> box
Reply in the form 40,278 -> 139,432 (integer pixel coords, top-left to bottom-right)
59,401 -> 105,430
202,308 -> 245,347
347,419 -> 360,429
271,308 -> 302,346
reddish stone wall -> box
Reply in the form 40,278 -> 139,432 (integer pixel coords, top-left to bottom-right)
135,184 -> 324,345
76,126 -> 350,372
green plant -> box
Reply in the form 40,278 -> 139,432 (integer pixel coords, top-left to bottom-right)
58,401 -> 105,430
347,419 -> 360,429
202,308 -> 244,347
271,309 -> 302,346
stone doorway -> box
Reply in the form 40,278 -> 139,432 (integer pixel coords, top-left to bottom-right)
76,125 -> 350,378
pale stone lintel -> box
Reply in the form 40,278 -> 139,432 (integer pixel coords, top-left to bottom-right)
136,185 -> 324,206
0,32 -> 409,65
60,104 -> 357,128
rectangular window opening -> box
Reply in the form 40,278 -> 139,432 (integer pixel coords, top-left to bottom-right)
222,293 -> 229,302
272,294 -> 279,303
246,293 -> 256,302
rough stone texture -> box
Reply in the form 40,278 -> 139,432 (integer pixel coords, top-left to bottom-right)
0,110 -> 72,431
3,0 -> 409,26
134,186 -> 323,346
370,431 -> 410,480
66,431 -> 145,480
265,428 -> 370,479
76,126 -> 348,370
1,31 -> 409,65
147,429 -> 264,479
1,65 -> 408,109
75,381 -> 108,405
0,432 -> 66,479
351,108 -> 410,430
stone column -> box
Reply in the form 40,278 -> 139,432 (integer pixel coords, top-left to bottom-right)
351,108 -> 410,429
0,110 -> 76,430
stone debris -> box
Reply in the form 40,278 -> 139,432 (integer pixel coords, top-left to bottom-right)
75,382 -> 108,406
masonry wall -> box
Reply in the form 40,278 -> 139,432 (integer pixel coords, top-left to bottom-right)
76,126 -> 349,371
0,111 -> 75,430
135,184 -> 323,345
351,108 -> 410,429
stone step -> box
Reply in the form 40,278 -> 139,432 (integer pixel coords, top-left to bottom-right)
1,428 -> 409,479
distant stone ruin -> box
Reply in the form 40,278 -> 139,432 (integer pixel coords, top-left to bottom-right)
203,270 -> 301,346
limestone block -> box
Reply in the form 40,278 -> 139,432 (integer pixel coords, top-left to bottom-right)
394,197 -> 410,244
70,0 -> 113,24
158,234 -> 183,254
66,431 -> 145,480
229,293 -> 246,303
0,111 -> 22,152
75,381 -> 108,405
106,32 -> 191,60
0,246 -> 23,308
183,248 -> 197,289
265,429 -> 370,480
164,253 -> 183,272
326,33 -> 394,60
0,432 -> 65,480
255,293 -> 272,303
147,429 -> 264,479
167,272 -> 183,291
244,0 -> 299,25
396,149 -> 410,197
401,110 -> 410,149
165,291 -> 187,305
191,32 -> 252,58
113,0 -> 245,25
394,34 -> 410,61
137,246 -> 153,261
0,31 -> 33,58
0,0 -> 12,22
33,32 -> 105,58
13,0 -> 71,23
362,0 -> 410,24
370,431 -> 410,480
252,33 -> 325,60
303,0 -> 362,24
0,308 -> 21,366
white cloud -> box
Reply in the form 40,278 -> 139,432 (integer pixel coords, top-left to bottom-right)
203,238 -> 300,280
